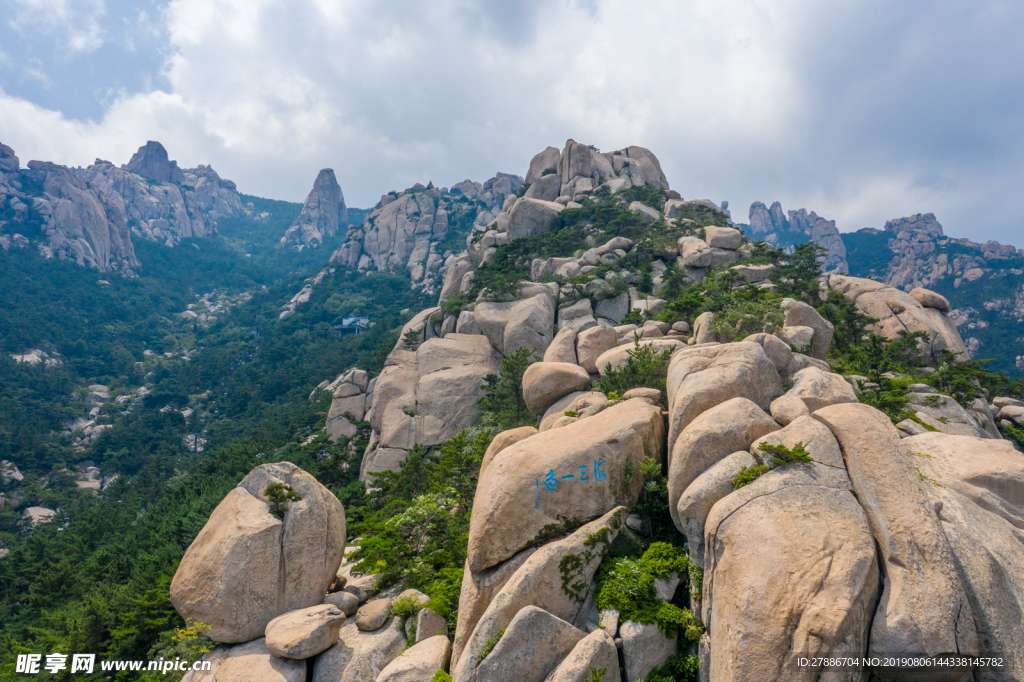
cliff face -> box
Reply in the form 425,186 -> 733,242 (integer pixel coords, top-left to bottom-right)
83,141 -> 245,246
0,143 -> 138,273
747,200 -> 849,273
330,174 -> 522,291
280,169 -> 349,248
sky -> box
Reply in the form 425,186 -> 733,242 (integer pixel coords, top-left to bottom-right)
1,0 -> 1023,244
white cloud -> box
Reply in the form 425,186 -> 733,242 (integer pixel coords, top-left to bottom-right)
7,0 -> 107,53
1,0 -> 1022,244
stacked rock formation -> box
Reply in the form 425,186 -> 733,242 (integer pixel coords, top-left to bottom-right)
330,174 -> 522,291
747,200 -> 849,273
280,169 -> 349,248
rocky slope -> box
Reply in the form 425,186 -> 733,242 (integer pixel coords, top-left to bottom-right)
280,168 -> 349,249
83,140 -> 244,245
166,140 -> 1023,681
844,213 -> 1024,369
329,174 -> 522,291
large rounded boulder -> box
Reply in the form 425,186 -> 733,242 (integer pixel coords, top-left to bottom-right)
170,462 -> 346,643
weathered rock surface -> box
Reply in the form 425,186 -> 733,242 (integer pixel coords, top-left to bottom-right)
667,397 -> 780,527
665,342 -> 782,450
701,463 -> 877,681
467,400 -> 662,572
769,394 -> 809,426
0,144 -> 138,272
473,607 -> 584,682
324,591 -> 361,616
780,298 -> 835,361
676,450 -> 757,569
813,403 -> 979,667
506,198 -> 566,240
748,201 -> 849,274
265,604 -> 345,659
544,629 -> 620,682
576,326 -> 618,374
363,334 -> 501,480
375,635 -> 451,682
620,620 -> 677,682
479,426 -> 538,479
903,433 -> 1024,674
356,598 -> 393,632
906,391 -> 998,439
453,509 -> 626,679
522,362 -> 592,415
281,168 -> 349,248
182,638 -> 304,682
170,462 -> 345,643
785,367 -> 858,413
829,274 -> 969,365
594,338 -> 685,375
415,608 -> 448,643
312,619 -> 406,682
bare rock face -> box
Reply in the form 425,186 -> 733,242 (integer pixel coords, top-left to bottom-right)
0,144 -> 138,273
124,140 -> 186,184
701,463 -> 878,681
170,462 -> 346,643
473,606 -> 585,682
181,638 -> 304,682
312,619 -> 406,682
544,629 -> 620,682
331,173 -> 521,292
84,141 -> 244,247
376,635 -> 451,682
361,334 -> 501,481
281,168 -> 349,248
265,604 -> 345,659
665,342 -> 782,450
453,509 -> 627,681
828,274 -> 969,365
466,399 -> 662,572
813,403 -> 979,672
902,433 -> 1024,673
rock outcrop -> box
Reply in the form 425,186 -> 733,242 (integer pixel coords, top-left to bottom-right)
361,333 -> 501,480
0,142 -> 138,273
746,201 -> 849,273
170,462 -> 346,643
828,274 -> 969,365
330,173 -> 522,291
280,169 -> 349,248
84,141 -> 245,246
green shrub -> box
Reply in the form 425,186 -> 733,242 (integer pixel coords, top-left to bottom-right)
479,346 -> 537,430
731,464 -> 769,489
594,543 -> 702,641
596,334 -> 673,398
644,654 -> 701,682
431,672 -> 453,682
623,458 -> 677,542
478,628 -> 505,661
263,482 -> 301,519
758,441 -> 813,466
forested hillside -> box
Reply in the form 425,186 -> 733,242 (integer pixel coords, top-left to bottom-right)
0,193 -> 432,679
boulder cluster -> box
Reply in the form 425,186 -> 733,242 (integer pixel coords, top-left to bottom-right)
171,141 -> 1024,681
748,200 -> 849,274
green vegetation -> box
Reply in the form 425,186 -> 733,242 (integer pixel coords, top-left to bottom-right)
593,542 -> 702,641
623,458 -> 677,542
432,672 -> 453,682
596,333 -> 673,399
643,654 -> 701,682
731,442 -> 813,489
479,347 -> 537,430
263,482 -> 301,519
477,628 -> 505,661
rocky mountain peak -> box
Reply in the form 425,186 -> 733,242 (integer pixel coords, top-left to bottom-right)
745,201 -> 849,274
0,143 -> 19,173
123,140 -> 186,185
279,168 -> 349,249
884,212 -> 944,240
